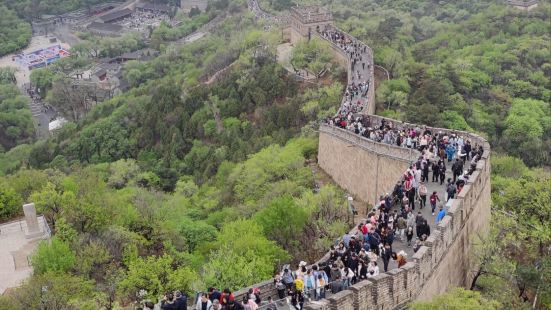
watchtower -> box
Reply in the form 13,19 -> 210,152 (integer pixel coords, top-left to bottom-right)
289,6 -> 333,42
507,0 -> 538,10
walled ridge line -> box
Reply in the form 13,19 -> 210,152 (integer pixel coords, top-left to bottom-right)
235,4 -> 492,309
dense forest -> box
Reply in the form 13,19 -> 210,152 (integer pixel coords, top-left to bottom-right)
0,7 -> 352,308
0,0 -> 549,309
0,68 -> 35,152
0,5 -> 32,56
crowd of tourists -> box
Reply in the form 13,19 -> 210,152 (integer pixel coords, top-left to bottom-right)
138,287 -> 279,310
319,27 -> 372,116
263,134 -> 484,307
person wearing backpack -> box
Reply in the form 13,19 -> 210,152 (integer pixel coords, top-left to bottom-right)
368,231 -> 381,255
281,268 -> 295,291
446,179 -> 457,201
274,274 -> 286,299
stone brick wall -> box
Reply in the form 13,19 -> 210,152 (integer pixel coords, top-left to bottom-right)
240,5 -> 491,309
310,115 -> 492,309
318,125 -> 417,205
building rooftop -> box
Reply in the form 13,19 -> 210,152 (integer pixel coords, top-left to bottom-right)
0,216 -> 50,294
99,8 -> 132,23
136,2 -> 173,13
87,22 -> 124,33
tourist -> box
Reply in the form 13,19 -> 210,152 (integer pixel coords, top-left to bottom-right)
208,288 -> 220,303
174,291 -> 188,310
212,300 -> 223,310
265,297 -> 277,310
446,178 -> 457,201
436,206 -> 446,223
195,293 -> 212,310
381,243 -> 392,272
430,191 -> 440,215
220,289 -> 235,306
281,268 -> 295,290
162,292 -> 177,310
274,273 -> 286,299
418,181 -> 428,209
241,294 -> 258,310
315,274 -> 326,300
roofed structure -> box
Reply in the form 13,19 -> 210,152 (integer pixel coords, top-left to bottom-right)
507,0 -> 538,10
180,0 -> 208,12
86,22 -> 124,36
99,8 -> 132,23
289,5 -> 333,40
136,2 -> 174,14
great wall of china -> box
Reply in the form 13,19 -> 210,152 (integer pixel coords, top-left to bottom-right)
239,2 -> 492,309
230,3 -> 493,309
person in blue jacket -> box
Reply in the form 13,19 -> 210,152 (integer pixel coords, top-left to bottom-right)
445,143 -> 456,162
436,206 -> 446,223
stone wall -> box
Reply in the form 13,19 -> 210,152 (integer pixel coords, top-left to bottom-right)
318,125 -> 416,206
314,29 -> 375,115
241,4 -> 491,309
310,115 -> 492,309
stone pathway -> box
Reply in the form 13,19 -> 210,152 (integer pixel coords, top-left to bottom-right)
0,217 -> 50,294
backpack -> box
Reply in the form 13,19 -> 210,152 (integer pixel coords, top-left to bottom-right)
447,183 -> 456,194
369,233 -> 380,246
295,278 -> 304,292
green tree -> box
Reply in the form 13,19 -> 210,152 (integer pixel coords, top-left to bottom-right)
411,288 -> 499,310
0,272 -> 96,309
30,181 -> 76,230
0,181 -> 22,220
29,68 -> 55,96
254,195 -> 309,253
0,5 -> 31,56
119,254 -> 199,300
31,237 -> 76,275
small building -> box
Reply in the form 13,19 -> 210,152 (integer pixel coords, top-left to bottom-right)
86,22 -> 124,36
180,0 -> 208,13
116,48 -> 159,62
93,68 -> 108,81
99,8 -> 133,23
289,6 -> 333,42
136,2 -> 174,14
507,0 -> 538,10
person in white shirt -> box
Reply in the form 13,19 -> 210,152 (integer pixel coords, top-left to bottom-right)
367,261 -> 380,278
